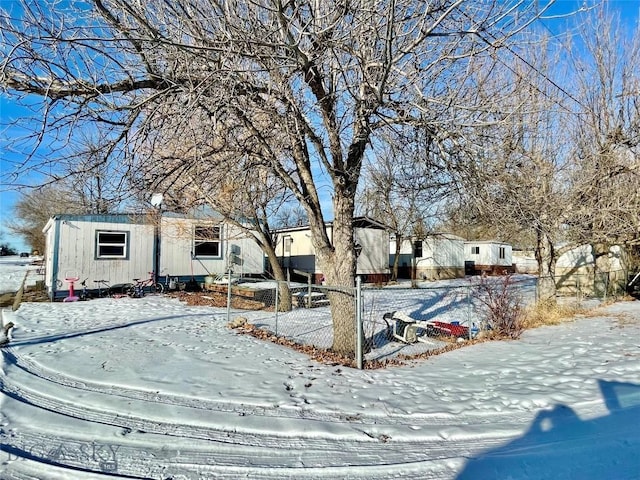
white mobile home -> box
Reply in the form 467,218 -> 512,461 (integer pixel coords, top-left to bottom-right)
274,217 -> 390,284
512,249 -> 538,274
464,240 -> 514,275
43,213 -> 265,299
390,234 -> 465,280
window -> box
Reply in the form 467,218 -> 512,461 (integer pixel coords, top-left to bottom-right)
283,235 -> 293,254
413,240 -> 423,258
499,247 -> 506,259
194,225 -> 221,257
471,246 -> 480,255
96,231 -> 128,258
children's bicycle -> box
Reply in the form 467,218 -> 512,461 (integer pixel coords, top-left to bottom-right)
79,278 -> 90,300
127,272 -> 164,298
92,279 -> 134,298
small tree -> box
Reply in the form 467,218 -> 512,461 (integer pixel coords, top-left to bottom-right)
359,127 -> 451,282
0,244 -> 18,256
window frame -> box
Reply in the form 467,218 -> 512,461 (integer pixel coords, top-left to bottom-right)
193,224 -> 223,258
499,246 -> 506,259
95,230 -> 129,259
471,246 -> 480,255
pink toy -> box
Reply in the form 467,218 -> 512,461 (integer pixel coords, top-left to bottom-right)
63,277 -> 80,302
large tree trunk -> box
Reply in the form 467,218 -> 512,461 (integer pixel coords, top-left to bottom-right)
592,243 -> 611,298
311,190 -> 358,356
391,234 -> 402,282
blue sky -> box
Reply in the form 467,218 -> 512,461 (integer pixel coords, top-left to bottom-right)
1,0 -> 639,252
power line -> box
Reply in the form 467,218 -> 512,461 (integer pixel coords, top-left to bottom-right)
457,4 -> 586,111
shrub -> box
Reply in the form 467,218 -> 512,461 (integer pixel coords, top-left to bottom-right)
521,300 -> 584,329
473,274 -> 524,339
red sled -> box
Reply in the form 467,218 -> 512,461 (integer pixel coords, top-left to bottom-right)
426,321 -> 469,338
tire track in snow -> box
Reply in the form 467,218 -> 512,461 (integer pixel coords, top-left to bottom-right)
2,346 -> 532,428
2,426 -> 484,480
1,349 -> 513,478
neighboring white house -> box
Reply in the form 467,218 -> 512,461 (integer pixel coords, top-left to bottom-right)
43,212 -> 265,299
274,217 -> 390,284
390,234 -> 465,280
555,244 -> 627,296
464,240 -> 514,275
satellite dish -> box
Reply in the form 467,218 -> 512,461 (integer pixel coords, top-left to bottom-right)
150,193 -> 164,207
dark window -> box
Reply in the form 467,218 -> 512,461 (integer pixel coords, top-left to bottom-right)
499,247 -> 506,259
194,225 -> 221,257
414,240 -> 423,258
471,246 -> 480,255
96,231 -> 127,258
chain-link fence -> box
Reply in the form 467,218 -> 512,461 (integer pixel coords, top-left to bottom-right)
217,279 -> 355,352
551,269 -> 629,302
214,271 -> 638,368
217,275 -> 538,369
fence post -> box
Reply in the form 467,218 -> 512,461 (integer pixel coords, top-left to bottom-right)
356,276 -> 363,370
274,281 -> 279,336
467,286 -> 472,339
226,267 -> 232,324
307,275 -> 312,308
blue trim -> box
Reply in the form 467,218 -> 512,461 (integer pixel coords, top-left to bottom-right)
51,214 -> 147,224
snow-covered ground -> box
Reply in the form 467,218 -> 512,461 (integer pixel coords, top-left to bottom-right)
1,259 -> 639,479
0,255 -> 42,295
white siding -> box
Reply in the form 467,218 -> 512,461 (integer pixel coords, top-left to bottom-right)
512,251 -> 538,274
556,245 -> 625,271
160,217 -> 264,277
52,218 -> 154,290
416,236 -> 465,269
276,224 -> 389,275
465,241 -> 512,267
557,245 -> 593,268
354,227 -> 390,275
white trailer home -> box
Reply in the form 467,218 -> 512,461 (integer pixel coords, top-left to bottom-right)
464,240 -> 514,275
390,234 -> 465,280
274,217 -> 390,284
43,213 -> 265,299
512,249 -> 539,274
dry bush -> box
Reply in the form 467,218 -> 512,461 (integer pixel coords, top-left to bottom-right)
473,275 -> 525,339
521,300 -> 584,329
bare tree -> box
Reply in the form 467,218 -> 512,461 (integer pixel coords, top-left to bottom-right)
450,4 -> 640,301
359,126 -> 451,281
450,36 -> 576,300
1,0 -> 558,354
564,6 -> 640,293
9,185 -> 86,253
127,106 -> 300,310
